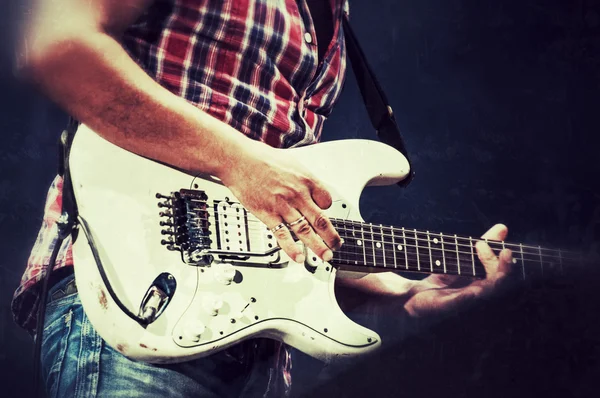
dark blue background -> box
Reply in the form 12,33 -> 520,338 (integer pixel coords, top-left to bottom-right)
1,0 -> 599,396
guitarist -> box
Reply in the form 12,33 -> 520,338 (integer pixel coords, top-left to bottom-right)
12,0 -> 513,396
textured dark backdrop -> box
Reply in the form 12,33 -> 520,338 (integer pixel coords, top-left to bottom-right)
1,1 -> 599,397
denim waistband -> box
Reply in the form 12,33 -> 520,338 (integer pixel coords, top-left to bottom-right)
47,270 -> 77,304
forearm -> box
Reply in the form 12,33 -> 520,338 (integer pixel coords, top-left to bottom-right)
21,24 -> 261,179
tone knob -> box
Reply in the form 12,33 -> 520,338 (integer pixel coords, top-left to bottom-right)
204,298 -> 224,316
183,320 -> 206,342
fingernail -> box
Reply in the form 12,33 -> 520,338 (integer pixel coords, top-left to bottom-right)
323,250 -> 333,262
295,254 -> 306,263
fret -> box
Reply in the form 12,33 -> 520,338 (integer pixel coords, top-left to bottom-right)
501,240 -> 508,268
540,247 -> 562,276
390,226 -> 398,269
336,222 -> 345,264
359,222 -> 367,266
426,231 -> 433,273
502,240 -> 517,275
519,243 -> 526,280
414,230 -> 421,271
379,225 -> 387,268
487,240 -> 505,259
440,234 -> 447,274
454,234 -> 461,275
521,245 -> 544,279
367,223 -> 378,267
469,237 -> 476,277
350,221 -> 360,266
401,227 -> 409,270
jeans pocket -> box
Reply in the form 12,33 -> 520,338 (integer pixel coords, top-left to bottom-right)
41,300 -> 74,398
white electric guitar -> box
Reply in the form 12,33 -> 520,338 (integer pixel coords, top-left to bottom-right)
69,124 -> 584,364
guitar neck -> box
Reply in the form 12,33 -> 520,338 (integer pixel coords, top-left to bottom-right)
329,218 -> 584,280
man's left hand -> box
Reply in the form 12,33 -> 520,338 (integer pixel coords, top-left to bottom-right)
336,224 -> 513,318
403,223 -> 513,318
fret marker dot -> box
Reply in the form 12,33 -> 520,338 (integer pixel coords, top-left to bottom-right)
512,258 -> 518,264
435,260 -> 441,267
433,238 -> 439,244
357,240 -> 362,246
397,245 -> 403,251
376,242 -> 382,248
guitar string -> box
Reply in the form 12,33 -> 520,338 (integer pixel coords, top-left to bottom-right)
179,219 -> 571,273
180,215 -> 577,264
180,211 -> 576,263
183,226 -> 564,274
166,201 -> 579,260
179,201 -> 574,256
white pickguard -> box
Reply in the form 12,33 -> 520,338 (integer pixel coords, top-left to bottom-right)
69,124 -> 410,363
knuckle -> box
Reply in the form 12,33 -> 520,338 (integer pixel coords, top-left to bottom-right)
275,186 -> 300,202
299,174 -> 314,188
273,228 -> 289,240
295,220 -> 312,236
313,213 -> 330,231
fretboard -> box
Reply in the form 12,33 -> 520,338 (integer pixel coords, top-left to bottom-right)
330,219 -> 584,279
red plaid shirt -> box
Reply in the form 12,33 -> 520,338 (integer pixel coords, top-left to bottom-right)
13,0 -> 349,394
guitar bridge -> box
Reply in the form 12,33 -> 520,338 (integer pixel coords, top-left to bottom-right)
157,189 -> 213,264
157,189 -> 279,265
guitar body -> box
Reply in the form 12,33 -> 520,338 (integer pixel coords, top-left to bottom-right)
69,124 -> 410,363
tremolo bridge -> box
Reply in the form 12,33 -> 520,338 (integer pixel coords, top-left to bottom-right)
157,189 -> 279,265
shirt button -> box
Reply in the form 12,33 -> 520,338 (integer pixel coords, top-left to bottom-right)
304,32 -> 313,44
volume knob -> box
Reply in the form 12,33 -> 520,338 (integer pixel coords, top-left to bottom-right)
183,320 -> 206,342
215,264 -> 237,285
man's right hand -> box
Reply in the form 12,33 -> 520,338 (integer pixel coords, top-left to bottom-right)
220,142 -> 343,264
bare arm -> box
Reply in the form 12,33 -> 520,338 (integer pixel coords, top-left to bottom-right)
21,0 -> 260,177
20,0 -> 342,262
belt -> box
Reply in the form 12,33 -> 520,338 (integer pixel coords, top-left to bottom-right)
48,269 -> 78,303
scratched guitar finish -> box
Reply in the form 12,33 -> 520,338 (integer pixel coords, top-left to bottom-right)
69,124 -> 578,364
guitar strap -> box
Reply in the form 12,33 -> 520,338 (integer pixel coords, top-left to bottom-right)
342,16 -> 415,187
33,117 -> 79,393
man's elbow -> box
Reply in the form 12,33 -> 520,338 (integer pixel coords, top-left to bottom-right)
16,29 -> 94,85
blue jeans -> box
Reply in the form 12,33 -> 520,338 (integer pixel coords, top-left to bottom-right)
40,273 -> 289,397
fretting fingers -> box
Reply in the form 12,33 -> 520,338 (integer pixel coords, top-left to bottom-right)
475,223 -> 513,290
301,202 -> 342,251
282,208 -> 334,262
264,215 -> 304,263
